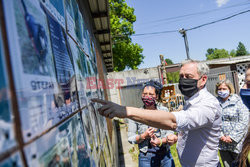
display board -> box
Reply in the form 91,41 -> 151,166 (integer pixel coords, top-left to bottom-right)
1,0 -> 112,166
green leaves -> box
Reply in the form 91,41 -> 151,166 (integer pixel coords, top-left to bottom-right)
109,0 -> 144,71
236,42 -> 249,57
205,42 -> 249,60
206,48 -> 229,60
112,41 -> 144,71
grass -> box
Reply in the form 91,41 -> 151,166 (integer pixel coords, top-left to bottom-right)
170,143 -> 182,167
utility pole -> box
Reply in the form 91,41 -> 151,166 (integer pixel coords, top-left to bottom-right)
179,28 -> 190,60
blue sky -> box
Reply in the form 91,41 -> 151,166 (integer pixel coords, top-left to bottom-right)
126,0 -> 250,69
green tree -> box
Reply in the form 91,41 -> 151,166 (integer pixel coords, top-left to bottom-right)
163,58 -> 179,83
206,48 -> 215,56
165,58 -> 173,65
109,0 -> 144,71
236,42 -> 248,57
166,71 -> 179,83
206,48 -> 230,60
229,49 -> 236,57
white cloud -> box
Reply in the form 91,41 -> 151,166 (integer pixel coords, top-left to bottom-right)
216,0 -> 229,7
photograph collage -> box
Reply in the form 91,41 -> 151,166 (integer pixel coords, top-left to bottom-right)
0,0 -> 112,166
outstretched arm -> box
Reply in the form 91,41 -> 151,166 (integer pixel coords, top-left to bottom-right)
92,98 -> 177,130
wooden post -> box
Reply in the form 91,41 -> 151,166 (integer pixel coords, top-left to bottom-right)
159,55 -> 167,85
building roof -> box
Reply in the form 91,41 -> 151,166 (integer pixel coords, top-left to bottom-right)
203,55 -> 250,65
80,0 -> 113,72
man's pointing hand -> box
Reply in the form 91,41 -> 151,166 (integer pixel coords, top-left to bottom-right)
91,98 -> 127,119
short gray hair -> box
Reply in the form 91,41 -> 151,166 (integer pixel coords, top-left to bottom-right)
181,59 -> 209,77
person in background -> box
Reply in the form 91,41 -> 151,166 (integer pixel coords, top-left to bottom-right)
240,64 -> 250,109
216,80 -> 249,167
93,60 -> 222,167
233,64 -> 250,167
127,80 -> 177,167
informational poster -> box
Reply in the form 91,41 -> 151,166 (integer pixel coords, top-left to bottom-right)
3,0 -> 78,142
3,0 -> 59,142
44,7 -> 79,116
81,108 -> 99,164
65,0 -> 78,40
24,113 -> 92,167
40,0 -> 65,28
0,152 -> 23,167
68,37 -> 88,108
0,24 -> 16,154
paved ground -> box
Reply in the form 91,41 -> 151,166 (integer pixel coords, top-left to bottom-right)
118,122 -> 138,167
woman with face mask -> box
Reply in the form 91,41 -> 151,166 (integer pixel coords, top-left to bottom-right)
216,80 -> 249,167
127,80 -> 177,167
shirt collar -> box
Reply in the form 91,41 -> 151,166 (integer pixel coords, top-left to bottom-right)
186,87 -> 207,105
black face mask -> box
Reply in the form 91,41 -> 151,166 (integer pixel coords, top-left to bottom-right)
178,78 -> 199,98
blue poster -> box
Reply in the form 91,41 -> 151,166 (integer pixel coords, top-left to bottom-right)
45,9 -> 79,116
0,23 -> 16,154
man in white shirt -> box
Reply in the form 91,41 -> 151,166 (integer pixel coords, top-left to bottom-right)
92,60 -> 222,167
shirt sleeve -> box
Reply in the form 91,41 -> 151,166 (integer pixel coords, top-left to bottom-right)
127,119 -> 138,144
172,101 -> 218,132
157,106 -> 174,138
229,99 -> 249,143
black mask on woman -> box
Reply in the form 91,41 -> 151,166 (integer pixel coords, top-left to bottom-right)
178,78 -> 199,98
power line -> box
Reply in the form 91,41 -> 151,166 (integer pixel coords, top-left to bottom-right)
137,1 -> 250,25
136,3 -> 250,32
129,9 -> 250,37
186,9 -> 250,31
132,30 -> 178,37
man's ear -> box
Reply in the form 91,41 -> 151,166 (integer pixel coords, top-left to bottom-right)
201,75 -> 208,87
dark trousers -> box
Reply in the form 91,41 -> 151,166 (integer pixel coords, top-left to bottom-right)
138,149 -> 175,167
219,150 -> 238,167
